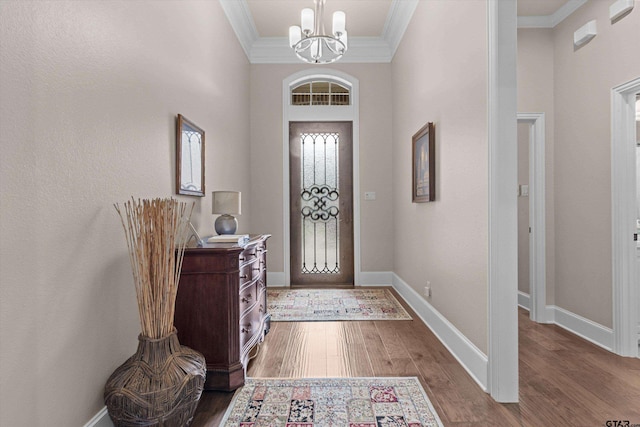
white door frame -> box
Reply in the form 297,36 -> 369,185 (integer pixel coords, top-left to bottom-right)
611,77 -> 640,357
487,0 -> 519,403
282,69 -> 361,288
517,113 -> 548,323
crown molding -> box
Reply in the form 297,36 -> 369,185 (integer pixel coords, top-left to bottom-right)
517,0 -> 587,28
219,0 -> 259,58
250,37 -> 393,64
220,0 -> 410,64
222,0 -> 587,61
382,0 -> 419,58
517,15 -> 554,28
550,0 -> 588,26
345,37 -> 395,63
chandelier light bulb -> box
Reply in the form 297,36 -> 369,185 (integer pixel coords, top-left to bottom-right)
289,26 -> 302,48
332,11 -> 346,36
301,8 -> 314,35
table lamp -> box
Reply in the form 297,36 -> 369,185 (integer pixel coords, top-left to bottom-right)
212,191 -> 241,235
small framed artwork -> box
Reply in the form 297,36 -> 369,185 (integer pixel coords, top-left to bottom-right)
412,122 -> 435,203
176,114 -> 205,197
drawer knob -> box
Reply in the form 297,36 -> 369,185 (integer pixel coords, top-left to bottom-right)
259,304 -> 264,313
240,275 -> 248,280
241,295 -> 252,303
241,325 -> 252,334
239,257 -> 245,261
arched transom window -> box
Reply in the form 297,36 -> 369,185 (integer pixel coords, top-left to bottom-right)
291,81 -> 350,106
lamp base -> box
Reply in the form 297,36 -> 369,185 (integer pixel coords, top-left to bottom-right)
214,214 -> 238,235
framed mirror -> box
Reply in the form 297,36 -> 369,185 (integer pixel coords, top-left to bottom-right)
176,114 -> 205,197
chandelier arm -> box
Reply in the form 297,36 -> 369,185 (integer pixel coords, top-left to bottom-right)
324,39 -> 346,55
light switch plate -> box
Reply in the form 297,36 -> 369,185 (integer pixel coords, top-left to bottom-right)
364,191 -> 376,201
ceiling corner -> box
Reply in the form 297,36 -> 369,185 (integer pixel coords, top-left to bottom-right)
517,0 -> 588,28
219,0 -> 258,60
382,0 -> 419,58
549,0 -> 588,27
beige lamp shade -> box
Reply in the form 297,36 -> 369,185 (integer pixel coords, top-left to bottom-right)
212,191 -> 241,215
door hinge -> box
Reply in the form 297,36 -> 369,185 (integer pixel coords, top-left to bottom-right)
634,233 -> 638,241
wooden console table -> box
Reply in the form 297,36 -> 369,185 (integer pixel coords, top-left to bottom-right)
174,234 -> 270,391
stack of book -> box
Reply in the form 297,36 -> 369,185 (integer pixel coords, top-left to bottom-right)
207,234 -> 250,245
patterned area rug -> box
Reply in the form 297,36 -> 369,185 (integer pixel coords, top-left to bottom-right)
267,288 -> 412,321
220,377 -> 444,427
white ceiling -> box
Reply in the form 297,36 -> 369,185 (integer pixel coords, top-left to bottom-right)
220,0 -> 588,64
247,0 -> 393,37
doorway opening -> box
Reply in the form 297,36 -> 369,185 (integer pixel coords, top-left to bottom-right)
289,121 -> 354,288
282,70 -> 360,288
517,113 -> 547,323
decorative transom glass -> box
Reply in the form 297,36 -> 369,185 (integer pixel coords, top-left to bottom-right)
291,81 -> 350,106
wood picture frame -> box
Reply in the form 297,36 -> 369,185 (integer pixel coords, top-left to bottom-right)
412,122 -> 435,203
176,114 -> 205,197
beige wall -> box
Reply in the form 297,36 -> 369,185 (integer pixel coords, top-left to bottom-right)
552,1 -> 640,328
517,28 -> 556,304
0,1 -> 250,425
391,0 -> 489,352
519,3 -> 640,327
249,63 -> 394,274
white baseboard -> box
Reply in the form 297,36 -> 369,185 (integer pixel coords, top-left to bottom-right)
358,271 -> 393,286
267,272 -> 286,287
84,407 -> 113,427
518,291 -> 530,310
391,273 -> 488,391
546,305 -> 613,351
517,294 -> 613,351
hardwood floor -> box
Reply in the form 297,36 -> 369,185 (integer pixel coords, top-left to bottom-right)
191,288 -> 640,426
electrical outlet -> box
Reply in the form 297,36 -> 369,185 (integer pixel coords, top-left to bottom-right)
424,281 -> 431,298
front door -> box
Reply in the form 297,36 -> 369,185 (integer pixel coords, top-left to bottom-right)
289,121 -> 354,288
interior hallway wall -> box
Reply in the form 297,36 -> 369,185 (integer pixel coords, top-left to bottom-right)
0,1 -> 250,425
391,0 -> 489,353
552,1 -> 640,328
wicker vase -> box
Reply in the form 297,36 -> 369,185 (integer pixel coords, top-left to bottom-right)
104,329 -> 206,427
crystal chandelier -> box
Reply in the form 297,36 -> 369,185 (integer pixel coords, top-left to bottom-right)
289,0 -> 348,64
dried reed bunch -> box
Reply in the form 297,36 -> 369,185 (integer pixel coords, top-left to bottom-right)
115,198 -> 194,339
